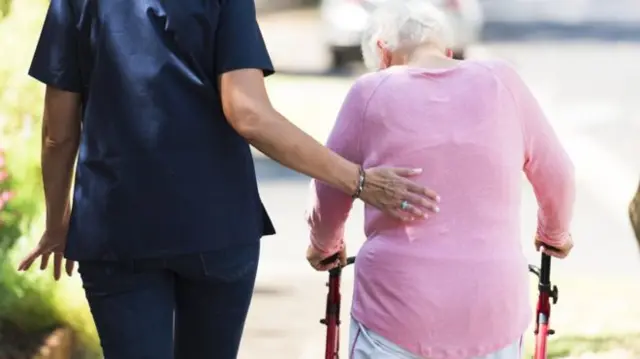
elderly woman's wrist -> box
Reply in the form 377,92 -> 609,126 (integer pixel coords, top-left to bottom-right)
310,236 -> 344,256
536,226 -> 571,247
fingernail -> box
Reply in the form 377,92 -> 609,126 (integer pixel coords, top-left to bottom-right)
436,196 -> 441,203
434,206 -> 440,213
412,168 -> 423,174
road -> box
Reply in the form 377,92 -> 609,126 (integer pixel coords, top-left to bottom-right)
480,0 -> 640,24
237,10 -> 640,359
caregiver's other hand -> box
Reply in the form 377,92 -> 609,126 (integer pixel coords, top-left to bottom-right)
361,167 -> 440,221
18,227 -> 75,280
535,234 -> 574,259
307,245 -> 347,271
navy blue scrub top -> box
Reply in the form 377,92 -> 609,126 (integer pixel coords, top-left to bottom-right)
29,0 -> 276,260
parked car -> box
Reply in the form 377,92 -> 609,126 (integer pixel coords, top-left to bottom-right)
320,0 -> 484,68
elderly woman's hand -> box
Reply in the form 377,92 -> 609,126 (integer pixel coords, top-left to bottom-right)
535,235 -> 574,259
361,167 -> 440,221
306,245 -> 347,271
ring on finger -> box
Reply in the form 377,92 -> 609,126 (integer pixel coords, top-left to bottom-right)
400,200 -> 409,210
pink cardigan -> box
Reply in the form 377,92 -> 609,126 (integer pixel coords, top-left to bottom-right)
306,60 -> 575,358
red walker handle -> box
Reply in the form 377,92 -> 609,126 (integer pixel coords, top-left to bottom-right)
321,254 -> 356,359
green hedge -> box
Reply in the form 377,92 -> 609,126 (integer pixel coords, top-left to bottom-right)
0,0 -> 10,19
0,0 -> 100,357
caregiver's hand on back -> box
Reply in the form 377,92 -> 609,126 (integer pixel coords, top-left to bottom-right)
220,69 -> 439,221
360,167 -> 439,220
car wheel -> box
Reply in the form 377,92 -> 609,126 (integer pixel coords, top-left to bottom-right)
452,49 -> 465,60
331,48 -> 350,69
330,47 -> 362,69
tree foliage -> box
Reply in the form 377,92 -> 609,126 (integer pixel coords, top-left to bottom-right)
0,0 -> 100,357
0,0 -> 11,20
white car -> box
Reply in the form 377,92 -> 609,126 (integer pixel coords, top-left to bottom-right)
320,0 -> 484,67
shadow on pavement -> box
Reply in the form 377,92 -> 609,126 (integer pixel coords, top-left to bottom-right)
253,155 -> 310,183
253,285 -> 294,296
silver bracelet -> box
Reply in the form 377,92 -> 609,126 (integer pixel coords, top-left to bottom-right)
351,166 -> 366,199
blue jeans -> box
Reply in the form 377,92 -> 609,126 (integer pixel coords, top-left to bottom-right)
78,242 -> 260,359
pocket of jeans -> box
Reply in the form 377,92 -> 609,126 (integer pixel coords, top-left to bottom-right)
198,243 -> 259,282
78,261 -> 137,297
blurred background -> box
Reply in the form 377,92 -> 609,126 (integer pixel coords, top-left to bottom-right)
0,0 -> 639,358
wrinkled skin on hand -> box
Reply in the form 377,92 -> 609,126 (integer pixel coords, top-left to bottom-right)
359,167 -> 440,221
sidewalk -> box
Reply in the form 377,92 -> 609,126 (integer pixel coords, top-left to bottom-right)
238,274 -> 355,359
237,271 -> 640,358
255,1 -> 316,15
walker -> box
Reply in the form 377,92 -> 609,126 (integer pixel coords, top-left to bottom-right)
319,251 -> 558,359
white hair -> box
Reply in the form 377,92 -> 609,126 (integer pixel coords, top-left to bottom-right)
361,0 -> 451,70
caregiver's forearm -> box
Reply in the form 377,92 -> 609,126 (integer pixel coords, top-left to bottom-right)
248,107 -> 359,193
221,69 -> 359,195
41,86 -> 81,231
42,138 -> 78,230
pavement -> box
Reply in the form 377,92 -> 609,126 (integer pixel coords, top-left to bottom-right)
237,9 -> 640,359
480,0 -> 640,25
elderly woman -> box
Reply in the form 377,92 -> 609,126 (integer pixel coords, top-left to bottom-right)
305,1 -> 575,358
